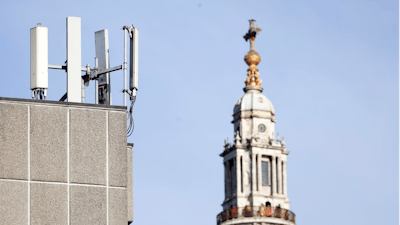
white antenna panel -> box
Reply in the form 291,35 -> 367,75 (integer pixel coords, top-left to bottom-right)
129,27 -> 138,91
95,29 -> 110,85
30,24 -> 48,90
66,17 -> 82,103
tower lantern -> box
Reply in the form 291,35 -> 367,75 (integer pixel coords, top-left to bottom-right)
216,20 -> 296,225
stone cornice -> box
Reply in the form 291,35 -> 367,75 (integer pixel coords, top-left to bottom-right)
231,111 -> 276,124
220,143 -> 289,157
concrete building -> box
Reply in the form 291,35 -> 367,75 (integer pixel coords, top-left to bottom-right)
216,20 -> 296,225
0,97 -> 133,225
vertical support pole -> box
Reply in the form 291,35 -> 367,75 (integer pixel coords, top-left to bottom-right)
66,17 -> 82,103
95,57 -> 99,104
272,155 -> 277,196
123,28 -> 127,106
95,80 -> 98,104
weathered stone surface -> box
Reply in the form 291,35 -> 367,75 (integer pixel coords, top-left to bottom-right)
0,103 -> 28,180
30,105 -> 68,182
70,185 -> 107,225
70,108 -> 107,185
127,144 -> 133,222
108,111 -> 127,187
0,98 -> 132,225
0,180 -> 28,224
109,188 -> 127,225
30,183 -> 68,225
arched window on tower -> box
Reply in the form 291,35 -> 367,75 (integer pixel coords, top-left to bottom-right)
227,161 -> 231,197
262,161 -> 269,186
226,159 -> 235,198
230,159 -> 236,195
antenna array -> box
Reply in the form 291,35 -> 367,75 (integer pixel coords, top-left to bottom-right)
30,17 -> 139,107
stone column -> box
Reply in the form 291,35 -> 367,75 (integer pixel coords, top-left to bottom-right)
283,160 -> 287,197
224,161 -> 227,199
251,152 -> 256,193
227,161 -> 231,197
233,158 -> 237,195
277,157 -> 282,194
236,154 -> 241,195
257,154 -> 262,192
271,156 -> 277,195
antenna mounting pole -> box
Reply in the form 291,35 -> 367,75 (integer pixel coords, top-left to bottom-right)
123,27 -> 128,106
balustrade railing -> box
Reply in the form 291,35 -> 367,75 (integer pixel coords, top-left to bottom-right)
216,206 -> 295,225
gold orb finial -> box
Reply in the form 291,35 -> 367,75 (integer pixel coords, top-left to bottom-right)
243,19 -> 263,92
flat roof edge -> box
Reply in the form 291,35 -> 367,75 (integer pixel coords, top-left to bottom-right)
0,97 -> 127,111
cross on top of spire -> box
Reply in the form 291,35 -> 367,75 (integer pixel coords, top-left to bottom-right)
243,19 -> 262,51
242,19 -> 263,92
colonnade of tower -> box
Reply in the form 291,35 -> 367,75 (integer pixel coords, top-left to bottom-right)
220,91 -> 291,211
223,150 -> 289,202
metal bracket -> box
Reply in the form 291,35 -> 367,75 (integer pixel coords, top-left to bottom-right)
48,64 -> 87,72
88,65 -> 123,80
127,25 -> 134,39
48,63 -> 123,82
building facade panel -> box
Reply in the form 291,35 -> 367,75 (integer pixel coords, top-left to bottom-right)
109,188 -> 128,225
30,183 -> 68,225
0,180 -> 28,224
69,108 -> 107,185
108,111 -> 127,187
70,185 -> 107,225
127,144 -> 134,223
0,103 -> 28,180
30,105 -> 68,182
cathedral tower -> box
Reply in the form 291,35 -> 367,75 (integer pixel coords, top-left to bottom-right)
217,20 -> 296,225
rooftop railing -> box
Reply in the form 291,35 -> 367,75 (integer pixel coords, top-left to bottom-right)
216,206 -> 295,225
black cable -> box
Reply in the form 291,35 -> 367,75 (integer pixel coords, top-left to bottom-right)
127,96 -> 136,137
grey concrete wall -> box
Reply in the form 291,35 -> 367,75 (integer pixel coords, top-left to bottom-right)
30,105 -> 68,183
0,180 -> 28,224
0,97 -> 133,225
127,143 -> 134,223
0,104 -> 28,180
108,112 -> 127,188
30,183 -> 68,225
69,108 -> 107,185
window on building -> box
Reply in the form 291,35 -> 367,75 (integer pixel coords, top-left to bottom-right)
262,161 -> 269,186
229,159 -> 236,195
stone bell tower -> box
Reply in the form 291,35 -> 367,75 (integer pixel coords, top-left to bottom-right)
217,20 -> 296,225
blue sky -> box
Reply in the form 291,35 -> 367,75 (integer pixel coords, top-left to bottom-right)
0,0 -> 398,224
